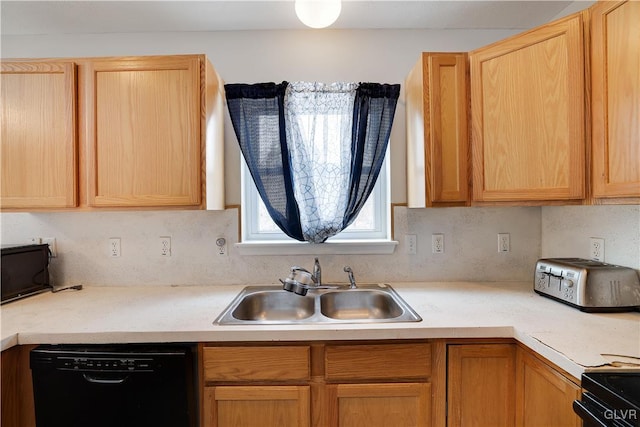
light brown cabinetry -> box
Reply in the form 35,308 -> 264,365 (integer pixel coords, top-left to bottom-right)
470,13 -> 586,203
202,345 -> 311,427
201,341 -> 433,427
85,56 -> 204,207
446,342 -> 581,427
327,383 -> 430,427
1,62 -> 78,209
447,343 -> 516,427
515,347 -> 581,427
324,343 -> 432,427
1,345 -> 36,427
1,54 -> 223,211
405,53 -> 469,207
590,0 -> 640,201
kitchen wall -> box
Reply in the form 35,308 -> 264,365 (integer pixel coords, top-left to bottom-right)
2,24 -> 638,286
541,205 -> 640,270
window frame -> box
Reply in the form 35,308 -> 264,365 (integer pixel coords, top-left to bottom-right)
236,147 -> 397,255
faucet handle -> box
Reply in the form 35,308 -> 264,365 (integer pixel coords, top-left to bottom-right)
291,266 -> 310,274
313,258 -> 321,286
343,266 -> 357,289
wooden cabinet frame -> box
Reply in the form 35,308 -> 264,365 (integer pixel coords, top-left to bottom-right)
470,13 -> 586,203
0,62 -> 78,209
200,340 -> 436,427
590,0 -> 640,202
1,54 -> 223,211
406,53 -> 470,207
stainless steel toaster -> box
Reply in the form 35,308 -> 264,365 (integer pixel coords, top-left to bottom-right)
534,258 -> 640,312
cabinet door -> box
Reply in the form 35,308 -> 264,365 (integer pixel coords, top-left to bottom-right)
448,344 -> 516,427
1,345 -> 36,427
591,0 -> 640,200
515,349 -> 580,427
1,62 -> 77,209
326,383 -> 431,427
204,385 -> 310,427
470,14 -> 585,202
406,53 -> 469,207
85,56 -> 202,207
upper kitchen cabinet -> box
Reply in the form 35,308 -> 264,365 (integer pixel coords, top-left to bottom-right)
0,54 -> 225,211
590,0 -> 640,202
405,53 -> 469,207
1,61 -> 78,209
84,55 -> 222,208
470,13 -> 586,203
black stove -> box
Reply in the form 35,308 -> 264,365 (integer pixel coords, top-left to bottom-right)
574,371 -> 640,427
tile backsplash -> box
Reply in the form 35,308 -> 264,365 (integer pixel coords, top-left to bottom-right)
2,205 -> 638,287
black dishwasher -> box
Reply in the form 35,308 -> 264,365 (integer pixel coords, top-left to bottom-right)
30,344 -> 197,427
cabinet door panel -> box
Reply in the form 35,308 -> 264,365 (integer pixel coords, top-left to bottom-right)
85,56 -> 202,207
1,62 -> 77,209
448,344 -> 516,427
515,349 -> 580,427
591,0 -> 640,199
429,54 -> 469,203
327,383 -> 431,427
204,385 -> 310,427
470,14 -> 585,202
406,53 -> 469,207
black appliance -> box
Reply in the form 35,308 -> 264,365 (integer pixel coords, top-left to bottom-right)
574,371 -> 640,427
1,243 -> 50,304
30,344 -> 197,427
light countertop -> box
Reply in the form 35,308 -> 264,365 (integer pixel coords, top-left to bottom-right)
1,281 -> 639,380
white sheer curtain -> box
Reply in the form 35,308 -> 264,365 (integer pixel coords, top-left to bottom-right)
284,82 -> 357,243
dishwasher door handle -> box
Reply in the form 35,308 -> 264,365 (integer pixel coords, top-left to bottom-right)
82,373 -> 129,385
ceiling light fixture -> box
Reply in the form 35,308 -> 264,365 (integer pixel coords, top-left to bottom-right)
295,0 -> 342,29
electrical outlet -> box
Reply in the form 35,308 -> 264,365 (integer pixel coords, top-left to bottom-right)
406,234 -> 417,255
432,233 -> 444,254
42,237 -> 57,257
160,236 -> 171,257
498,233 -> 510,252
29,237 -> 41,245
590,237 -> 605,261
109,238 -> 121,257
216,237 -> 227,256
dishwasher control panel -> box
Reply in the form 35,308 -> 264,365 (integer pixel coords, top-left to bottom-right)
56,356 -> 155,372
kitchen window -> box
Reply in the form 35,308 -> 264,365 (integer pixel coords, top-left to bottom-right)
238,152 -> 393,254
227,81 -> 399,255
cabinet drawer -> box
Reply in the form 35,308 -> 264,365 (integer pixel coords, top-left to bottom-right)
325,343 -> 431,381
203,346 -> 310,382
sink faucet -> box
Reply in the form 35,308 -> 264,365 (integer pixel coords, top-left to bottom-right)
281,258 -> 358,295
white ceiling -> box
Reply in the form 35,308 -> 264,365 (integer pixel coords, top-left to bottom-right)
1,0 -> 594,36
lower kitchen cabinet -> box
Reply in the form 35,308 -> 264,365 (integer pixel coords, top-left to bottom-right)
203,385 -> 310,427
447,343 -> 516,427
515,347 -> 581,427
200,341 -> 434,427
446,342 -> 581,427
326,383 -> 431,427
1,345 -> 36,427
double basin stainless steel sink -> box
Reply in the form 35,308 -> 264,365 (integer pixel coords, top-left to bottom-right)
214,284 -> 422,325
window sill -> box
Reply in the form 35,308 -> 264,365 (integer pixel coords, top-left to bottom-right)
235,240 -> 398,256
